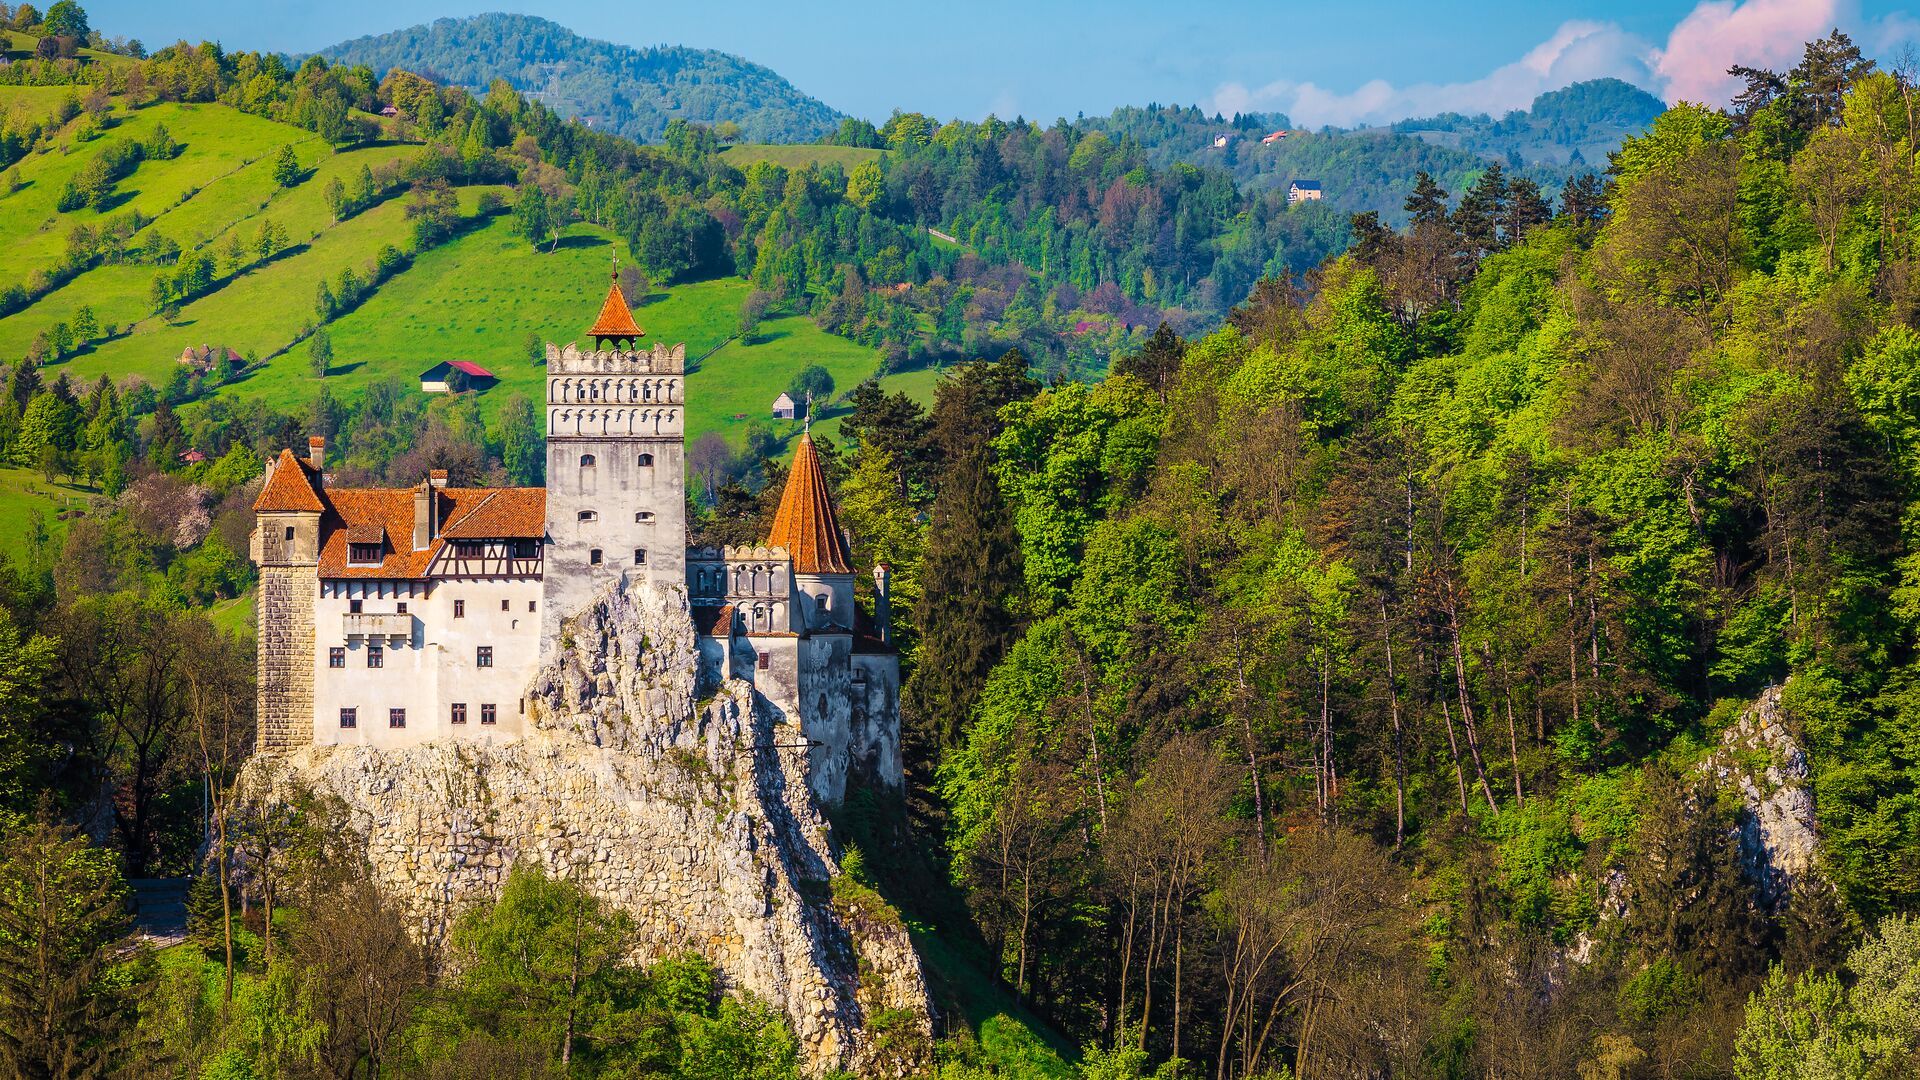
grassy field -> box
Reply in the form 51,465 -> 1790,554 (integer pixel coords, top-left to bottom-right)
718,144 -> 883,171
0,466 -> 94,550
1,89 -> 890,465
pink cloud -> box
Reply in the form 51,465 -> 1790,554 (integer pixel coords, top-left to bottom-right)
1653,0 -> 1849,105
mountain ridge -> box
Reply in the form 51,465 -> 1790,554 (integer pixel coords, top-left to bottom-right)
317,12 -> 843,144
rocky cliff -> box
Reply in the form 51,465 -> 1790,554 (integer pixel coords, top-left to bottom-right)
242,579 -> 931,1075
1702,684 -> 1820,912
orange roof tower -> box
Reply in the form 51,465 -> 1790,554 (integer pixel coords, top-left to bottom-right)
767,434 -> 853,574
588,274 -> 644,347
253,448 -> 325,513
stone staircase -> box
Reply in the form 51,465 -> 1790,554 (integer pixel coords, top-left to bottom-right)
129,877 -> 189,945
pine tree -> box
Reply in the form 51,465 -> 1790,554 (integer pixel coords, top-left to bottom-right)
1404,171 -> 1450,227
0,814 -> 133,1079
271,144 -> 300,188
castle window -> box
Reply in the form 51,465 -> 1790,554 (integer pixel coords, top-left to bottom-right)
340,708 -> 356,728
396,602 -> 408,615
580,453 -> 596,467
454,541 -> 484,558
454,599 -> 465,618
501,599 -> 510,611
529,600 -> 537,612
589,548 -> 603,565
284,526 -> 295,543
637,453 -> 654,467
635,511 -> 653,522
577,510 -> 597,522
329,647 -> 344,668
757,651 -> 770,670
389,708 -> 406,729
512,539 -> 538,559
634,548 -> 647,565
477,646 -> 493,668
349,543 -> 381,564
350,599 -> 363,614
450,703 -> 467,724
368,645 -> 383,668
853,668 -> 867,685
481,703 -> 497,725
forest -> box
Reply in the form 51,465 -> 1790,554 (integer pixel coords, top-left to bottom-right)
7,5 -> 1920,1078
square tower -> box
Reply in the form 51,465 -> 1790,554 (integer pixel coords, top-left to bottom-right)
540,280 -> 688,651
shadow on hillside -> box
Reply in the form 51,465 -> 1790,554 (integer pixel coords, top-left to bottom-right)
93,189 -> 136,214
328,361 -> 366,377
553,234 -> 611,251
744,328 -> 792,346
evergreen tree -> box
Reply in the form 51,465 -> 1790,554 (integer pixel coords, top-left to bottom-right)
271,143 -> 300,188
1404,171 -> 1450,226
0,813 -> 133,1080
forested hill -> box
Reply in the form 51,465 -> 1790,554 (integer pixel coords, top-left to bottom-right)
317,13 -> 842,143
1083,77 -> 1666,222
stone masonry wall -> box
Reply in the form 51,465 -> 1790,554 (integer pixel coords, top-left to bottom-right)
245,579 -> 931,1075
255,564 -> 315,754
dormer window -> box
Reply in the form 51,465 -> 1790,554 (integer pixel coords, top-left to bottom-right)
577,510 -> 597,522
580,453 -> 596,467
637,453 -> 654,467
512,539 -> 538,559
348,543 -> 382,565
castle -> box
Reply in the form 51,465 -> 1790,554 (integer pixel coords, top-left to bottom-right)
249,279 -> 902,802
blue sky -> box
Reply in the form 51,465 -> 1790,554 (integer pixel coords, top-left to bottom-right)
81,0 -> 1920,126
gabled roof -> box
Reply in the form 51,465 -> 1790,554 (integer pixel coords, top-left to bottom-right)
766,434 -> 852,575
438,489 -> 546,539
588,277 -> 644,340
1289,179 -> 1322,190
253,448 -> 325,513
420,360 -> 496,380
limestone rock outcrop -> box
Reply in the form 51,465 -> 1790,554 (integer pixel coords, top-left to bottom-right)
243,579 -> 931,1075
1701,684 -> 1819,912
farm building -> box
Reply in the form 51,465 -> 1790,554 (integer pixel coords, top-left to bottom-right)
419,360 -> 498,393
771,392 -> 798,420
1287,179 -> 1323,204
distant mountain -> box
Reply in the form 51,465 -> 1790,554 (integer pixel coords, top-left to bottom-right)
1390,78 -> 1668,168
317,13 -> 842,144
1080,79 -> 1668,224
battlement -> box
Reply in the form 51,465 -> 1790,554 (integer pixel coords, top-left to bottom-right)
722,544 -> 792,562
546,341 -> 686,375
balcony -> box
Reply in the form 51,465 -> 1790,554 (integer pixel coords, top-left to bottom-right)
343,612 -> 414,641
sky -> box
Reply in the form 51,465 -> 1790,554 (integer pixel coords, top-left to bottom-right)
80,0 -> 1920,127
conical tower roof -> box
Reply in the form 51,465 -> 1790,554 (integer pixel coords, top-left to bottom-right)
588,276 -> 644,341
767,434 -> 853,574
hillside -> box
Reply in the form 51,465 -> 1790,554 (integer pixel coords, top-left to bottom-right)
317,13 -> 842,144
1086,78 -> 1665,222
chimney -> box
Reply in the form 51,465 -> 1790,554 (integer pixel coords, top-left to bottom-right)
872,562 -> 891,644
307,435 -> 326,471
413,481 -> 433,551
428,468 -> 449,489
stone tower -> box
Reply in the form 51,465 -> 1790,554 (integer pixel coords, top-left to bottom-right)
250,439 -> 326,754
540,278 -> 688,651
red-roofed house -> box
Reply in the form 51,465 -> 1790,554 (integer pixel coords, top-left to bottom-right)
419,360 -> 498,393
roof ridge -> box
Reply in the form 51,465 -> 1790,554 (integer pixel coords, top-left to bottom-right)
439,488 -> 498,533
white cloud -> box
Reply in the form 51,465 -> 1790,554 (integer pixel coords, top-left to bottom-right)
1653,0 -> 1845,105
1211,0 -> 1906,131
1212,19 -> 1655,128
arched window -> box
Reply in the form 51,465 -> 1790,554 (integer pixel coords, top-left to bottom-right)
577,510 -> 598,522
635,511 -> 653,522
637,453 -> 655,467
579,453 -> 596,467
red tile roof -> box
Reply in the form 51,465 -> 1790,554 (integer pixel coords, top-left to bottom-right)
588,277 -> 644,340
692,603 -> 735,637
253,448 -> 325,513
438,489 -> 546,539
446,360 -> 494,378
766,434 -> 852,575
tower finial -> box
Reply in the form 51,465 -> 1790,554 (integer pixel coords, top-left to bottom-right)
804,390 -> 812,435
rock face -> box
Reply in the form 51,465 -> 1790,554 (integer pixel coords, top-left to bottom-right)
1701,685 -> 1819,912
244,580 -> 931,1075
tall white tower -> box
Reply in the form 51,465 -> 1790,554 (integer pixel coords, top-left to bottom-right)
540,277 -> 688,651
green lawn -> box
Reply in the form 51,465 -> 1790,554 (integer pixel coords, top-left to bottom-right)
718,144 -> 883,171
208,588 -> 256,638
